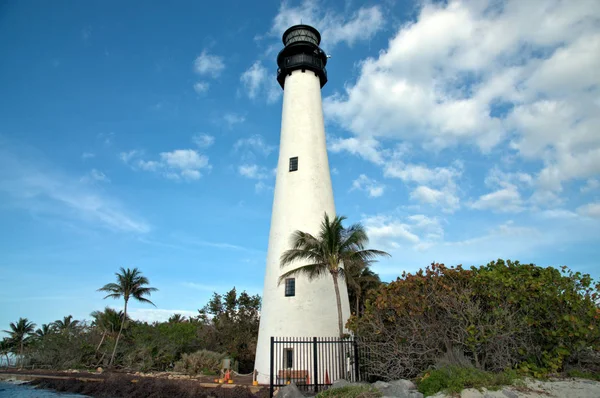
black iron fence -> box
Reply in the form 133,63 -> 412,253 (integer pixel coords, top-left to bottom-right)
269,336 -> 372,397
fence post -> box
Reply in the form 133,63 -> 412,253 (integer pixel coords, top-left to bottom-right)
313,337 -> 319,393
270,337 -> 275,398
353,339 -> 360,382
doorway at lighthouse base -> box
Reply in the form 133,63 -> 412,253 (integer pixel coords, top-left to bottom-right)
267,336 -> 374,397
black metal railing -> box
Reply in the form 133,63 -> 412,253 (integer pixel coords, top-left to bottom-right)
269,336 -> 372,397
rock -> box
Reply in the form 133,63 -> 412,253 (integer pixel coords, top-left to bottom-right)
275,382 -> 306,398
96,367 -> 103,374
501,389 -> 518,398
373,380 -> 415,397
331,379 -> 352,389
461,389 -> 484,398
390,379 -> 417,390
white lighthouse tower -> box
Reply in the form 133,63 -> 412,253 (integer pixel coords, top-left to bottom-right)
254,25 -> 351,385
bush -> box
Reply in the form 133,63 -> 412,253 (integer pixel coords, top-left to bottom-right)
350,260 -> 600,379
417,366 -> 518,396
316,385 -> 382,398
174,349 -> 227,375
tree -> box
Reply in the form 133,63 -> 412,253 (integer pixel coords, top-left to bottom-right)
279,213 -> 390,338
198,287 -> 261,372
168,314 -> 187,323
52,315 -> 80,335
35,324 -> 54,339
98,267 -> 157,366
3,318 -> 36,368
0,338 -> 12,368
345,259 -> 382,316
90,307 -> 126,356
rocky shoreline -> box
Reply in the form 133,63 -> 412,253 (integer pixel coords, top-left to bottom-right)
0,370 -> 266,398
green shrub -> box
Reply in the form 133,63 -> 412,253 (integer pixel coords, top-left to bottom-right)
316,385 -> 382,398
417,366 -> 519,397
173,349 -> 227,375
566,369 -> 600,381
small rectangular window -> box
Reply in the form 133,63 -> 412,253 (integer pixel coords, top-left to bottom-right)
285,278 -> 295,297
285,348 -> 293,368
289,157 -> 298,172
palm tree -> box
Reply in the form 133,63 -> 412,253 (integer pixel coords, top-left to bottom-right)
0,338 -> 12,368
90,307 -> 126,355
345,260 -> 382,316
279,213 -> 390,338
168,313 -> 187,323
52,315 -> 80,335
35,324 -> 54,339
3,318 -> 36,368
98,267 -> 157,366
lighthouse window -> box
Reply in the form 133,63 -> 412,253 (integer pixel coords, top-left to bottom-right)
285,278 -> 295,297
289,157 -> 298,172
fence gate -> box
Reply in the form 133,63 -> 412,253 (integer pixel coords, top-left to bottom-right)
269,336 -> 367,397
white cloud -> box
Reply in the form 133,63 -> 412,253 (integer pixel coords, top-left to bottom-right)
239,164 -> 270,180
127,308 -> 198,324
119,150 -> 140,164
223,112 -> 245,128
328,136 -> 385,165
351,174 -> 385,198
254,181 -> 273,193
581,179 -> 599,193
81,152 -> 95,160
470,184 -> 524,213
362,214 -> 444,252
0,148 -> 149,233
193,133 -> 215,148
193,81 -> 209,94
577,202 -> 600,219
81,169 -> 110,183
270,0 -> 385,48
240,61 -> 281,103
121,149 -> 210,181
234,135 -> 275,158
193,50 -> 224,78
410,186 -> 459,213
323,0 -> 600,203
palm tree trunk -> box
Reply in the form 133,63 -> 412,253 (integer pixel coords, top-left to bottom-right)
109,300 -> 128,366
96,331 -> 107,353
355,293 -> 360,317
331,274 -> 344,338
19,341 -> 24,369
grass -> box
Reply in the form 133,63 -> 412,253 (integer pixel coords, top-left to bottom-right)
316,385 -> 383,398
566,369 -> 600,381
417,365 -> 519,397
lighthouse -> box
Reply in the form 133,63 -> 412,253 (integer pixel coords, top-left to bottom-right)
254,25 -> 351,385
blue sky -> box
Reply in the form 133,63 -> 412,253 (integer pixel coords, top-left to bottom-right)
1,0 -> 599,331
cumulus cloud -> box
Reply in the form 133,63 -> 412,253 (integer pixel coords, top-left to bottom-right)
193,50 -> 225,78
324,0 -> 600,203
223,112 -> 245,128
81,169 -> 110,183
577,202 -> 600,219
238,164 -> 270,180
120,149 -> 210,181
240,61 -> 281,103
351,174 -> 385,198
362,214 -> 443,251
193,81 -> 209,94
234,135 -> 275,158
470,184 -> 524,213
193,133 -> 215,148
270,0 -> 385,48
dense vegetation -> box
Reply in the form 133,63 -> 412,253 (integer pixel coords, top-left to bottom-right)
1,286 -> 261,373
349,259 -> 600,384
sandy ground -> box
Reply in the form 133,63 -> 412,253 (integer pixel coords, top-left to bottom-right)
431,378 -> 600,398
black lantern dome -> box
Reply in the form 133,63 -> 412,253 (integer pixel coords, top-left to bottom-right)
277,25 -> 328,89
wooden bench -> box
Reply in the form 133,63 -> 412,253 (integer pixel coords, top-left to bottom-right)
277,370 -> 309,385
